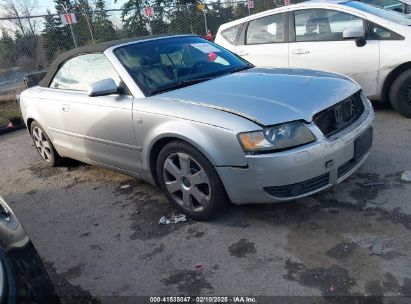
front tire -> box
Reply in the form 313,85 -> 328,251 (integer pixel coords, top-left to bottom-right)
157,141 -> 227,220
30,121 -> 62,167
389,69 -> 411,118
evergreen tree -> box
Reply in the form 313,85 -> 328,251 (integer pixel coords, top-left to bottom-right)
0,30 -> 17,69
42,11 -> 73,63
119,0 -> 150,37
94,0 -> 117,42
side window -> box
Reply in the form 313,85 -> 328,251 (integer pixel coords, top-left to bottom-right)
221,24 -> 244,45
294,9 -> 364,42
50,61 -> 71,90
367,22 -> 404,40
50,54 -> 121,91
246,13 -> 285,45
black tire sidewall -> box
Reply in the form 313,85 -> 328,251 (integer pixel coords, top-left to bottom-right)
156,141 -> 227,220
30,121 -> 60,166
389,69 -> 411,118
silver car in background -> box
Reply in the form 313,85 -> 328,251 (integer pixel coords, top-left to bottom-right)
19,35 -> 374,220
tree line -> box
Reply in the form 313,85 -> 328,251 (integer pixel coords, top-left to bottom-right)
0,0 -> 285,74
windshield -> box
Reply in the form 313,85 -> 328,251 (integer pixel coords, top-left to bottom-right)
114,36 -> 252,95
344,1 -> 411,24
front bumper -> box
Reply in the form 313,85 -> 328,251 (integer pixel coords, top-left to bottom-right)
216,99 -> 375,205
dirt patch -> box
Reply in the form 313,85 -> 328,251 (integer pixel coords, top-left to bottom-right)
29,164 -> 62,179
60,264 -> 85,281
228,239 -> 257,258
25,189 -> 37,195
186,227 -> 206,239
326,242 -> 359,261
347,172 -> 405,202
140,244 -> 165,260
162,269 -> 214,294
285,259 -> 356,299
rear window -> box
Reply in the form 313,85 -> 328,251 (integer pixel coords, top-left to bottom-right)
220,24 -> 244,45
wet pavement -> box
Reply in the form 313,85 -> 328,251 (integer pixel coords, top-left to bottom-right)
0,103 -> 410,303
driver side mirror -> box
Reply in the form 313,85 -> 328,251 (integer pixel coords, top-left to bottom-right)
88,78 -> 118,97
343,28 -> 366,47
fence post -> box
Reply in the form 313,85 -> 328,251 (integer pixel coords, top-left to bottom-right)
83,12 -> 95,44
148,16 -> 153,35
203,10 -> 208,33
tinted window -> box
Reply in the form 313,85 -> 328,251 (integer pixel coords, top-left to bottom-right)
294,9 -> 364,42
221,24 -> 243,45
114,36 -> 251,95
246,13 -> 285,44
50,54 -> 121,91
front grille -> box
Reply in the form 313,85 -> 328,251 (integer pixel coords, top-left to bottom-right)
313,91 -> 364,137
264,173 -> 329,198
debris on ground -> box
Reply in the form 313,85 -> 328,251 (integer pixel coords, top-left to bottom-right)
120,184 -> 130,189
361,182 -> 385,187
370,237 -> 384,256
195,264 -> 204,270
401,171 -> 411,182
159,214 -> 187,225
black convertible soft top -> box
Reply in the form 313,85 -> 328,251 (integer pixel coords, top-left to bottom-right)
38,34 -> 190,87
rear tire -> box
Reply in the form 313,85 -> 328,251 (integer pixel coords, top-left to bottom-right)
156,141 -> 227,221
30,121 -> 62,167
389,69 -> 411,118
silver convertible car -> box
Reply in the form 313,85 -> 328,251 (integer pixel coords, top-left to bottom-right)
20,35 -> 374,220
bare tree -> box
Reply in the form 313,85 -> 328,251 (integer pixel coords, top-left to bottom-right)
1,0 -> 39,36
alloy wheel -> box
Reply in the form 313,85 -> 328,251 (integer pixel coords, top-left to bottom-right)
162,152 -> 211,212
32,126 -> 52,162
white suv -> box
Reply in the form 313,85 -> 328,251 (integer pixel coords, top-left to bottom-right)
215,0 -> 411,117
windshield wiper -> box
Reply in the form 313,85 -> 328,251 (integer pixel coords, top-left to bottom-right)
150,77 -> 215,95
150,65 -> 253,95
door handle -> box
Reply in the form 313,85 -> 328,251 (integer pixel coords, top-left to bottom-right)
61,104 -> 70,112
236,50 -> 249,56
291,49 -> 310,55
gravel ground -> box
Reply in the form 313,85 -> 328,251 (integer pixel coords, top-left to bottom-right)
0,103 -> 410,303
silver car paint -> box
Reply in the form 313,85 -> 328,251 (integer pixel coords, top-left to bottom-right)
20,38 -> 374,204
156,68 -> 361,125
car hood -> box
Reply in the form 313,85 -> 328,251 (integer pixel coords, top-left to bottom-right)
156,68 -> 360,126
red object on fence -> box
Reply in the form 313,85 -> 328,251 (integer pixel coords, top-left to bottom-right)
203,30 -> 213,41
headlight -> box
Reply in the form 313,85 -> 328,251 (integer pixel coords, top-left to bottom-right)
238,121 -> 316,152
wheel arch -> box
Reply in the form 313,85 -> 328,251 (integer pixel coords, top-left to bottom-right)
144,122 -> 247,186
26,118 -> 35,134
147,134 -> 217,186
382,61 -> 411,103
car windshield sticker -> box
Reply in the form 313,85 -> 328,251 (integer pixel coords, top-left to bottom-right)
190,43 -> 221,53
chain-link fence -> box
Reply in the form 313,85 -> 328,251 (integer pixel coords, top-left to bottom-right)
0,0 -> 286,127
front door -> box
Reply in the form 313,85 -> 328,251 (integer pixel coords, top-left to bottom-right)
48,53 -> 141,173
289,8 -> 379,97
